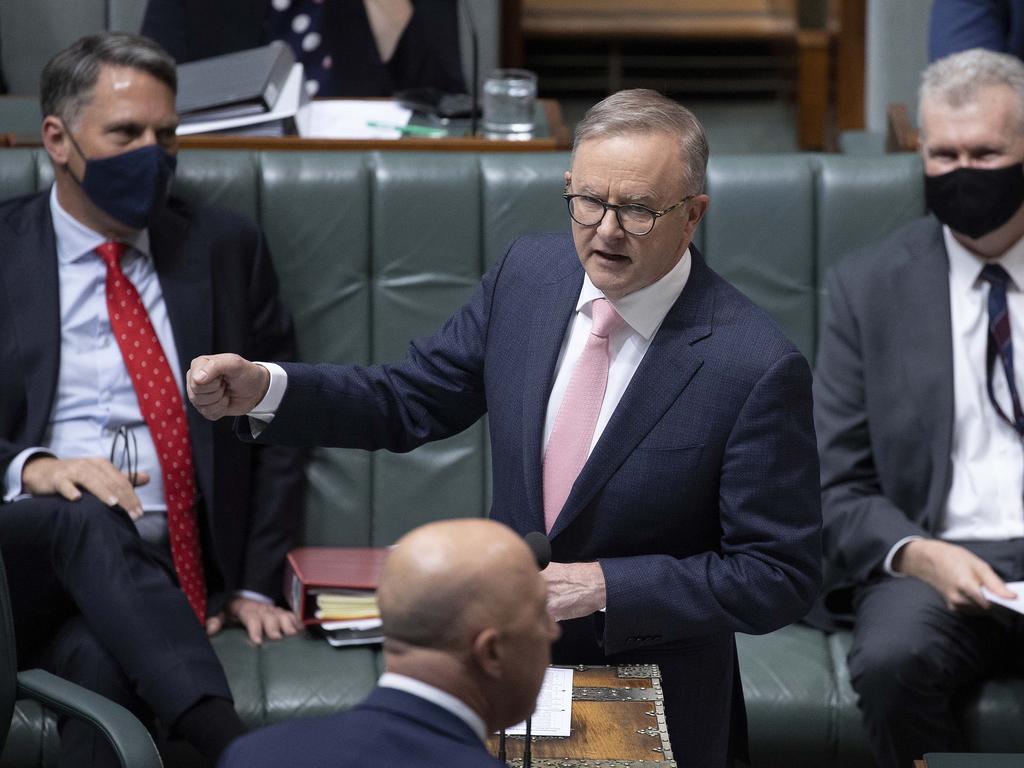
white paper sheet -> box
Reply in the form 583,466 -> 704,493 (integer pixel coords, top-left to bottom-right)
504,666 -> 573,737
981,581 -> 1024,614
296,100 -> 414,139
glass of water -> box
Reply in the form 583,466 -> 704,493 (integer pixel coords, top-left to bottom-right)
482,69 -> 537,138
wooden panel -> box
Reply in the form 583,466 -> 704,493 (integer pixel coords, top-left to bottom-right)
797,29 -> 831,150
521,0 -> 798,40
835,0 -> 866,131
499,702 -> 668,761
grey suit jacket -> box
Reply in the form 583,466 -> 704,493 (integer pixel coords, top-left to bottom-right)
814,215 -> 955,615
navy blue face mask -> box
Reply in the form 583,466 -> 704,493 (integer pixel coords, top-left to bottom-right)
66,132 -> 177,230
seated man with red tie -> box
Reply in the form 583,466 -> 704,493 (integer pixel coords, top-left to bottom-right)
0,32 -> 304,768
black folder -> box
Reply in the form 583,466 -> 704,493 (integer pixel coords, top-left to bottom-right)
176,41 -> 295,123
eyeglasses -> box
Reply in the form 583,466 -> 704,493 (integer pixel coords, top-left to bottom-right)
109,425 -> 138,487
563,193 -> 694,236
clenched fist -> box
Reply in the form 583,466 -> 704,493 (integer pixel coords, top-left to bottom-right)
187,354 -> 270,421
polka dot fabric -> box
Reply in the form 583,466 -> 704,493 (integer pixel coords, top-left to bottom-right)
96,241 -> 206,623
265,0 -> 332,97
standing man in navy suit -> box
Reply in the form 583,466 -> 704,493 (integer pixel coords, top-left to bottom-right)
219,518 -> 560,768
189,89 -> 822,768
0,32 -> 304,766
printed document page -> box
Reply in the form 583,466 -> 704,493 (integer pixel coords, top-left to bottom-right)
505,666 -> 573,737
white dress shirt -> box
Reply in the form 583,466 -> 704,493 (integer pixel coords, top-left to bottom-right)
542,249 -> 692,457
884,227 -> 1024,573
942,227 -> 1024,539
377,672 -> 487,742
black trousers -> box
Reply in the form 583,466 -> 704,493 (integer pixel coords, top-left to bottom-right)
848,539 -> 1024,768
0,494 -> 232,768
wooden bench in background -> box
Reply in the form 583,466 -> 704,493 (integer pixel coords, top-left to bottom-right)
501,0 -> 847,151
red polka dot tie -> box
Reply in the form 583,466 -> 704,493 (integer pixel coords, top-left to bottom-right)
97,241 -> 207,623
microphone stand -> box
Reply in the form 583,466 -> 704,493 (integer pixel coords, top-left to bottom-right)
523,713 -> 533,768
498,728 -> 506,763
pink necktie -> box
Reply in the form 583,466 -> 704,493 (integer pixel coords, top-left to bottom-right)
97,241 -> 207,623
543,298 -> 625,533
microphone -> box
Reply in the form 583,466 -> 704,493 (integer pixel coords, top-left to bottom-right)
458,0 -> 480,136
524,531 -> 551,571
520,531 -> 549,768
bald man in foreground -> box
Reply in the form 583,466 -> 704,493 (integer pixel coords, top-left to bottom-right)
217,519 -> 560,768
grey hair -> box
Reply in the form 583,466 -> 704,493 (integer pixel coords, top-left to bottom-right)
41,32 -> 177,129
919,47 -> 1024,134
572,88 -> 710,195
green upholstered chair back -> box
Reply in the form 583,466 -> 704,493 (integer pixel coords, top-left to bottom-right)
0,148 -> 926,549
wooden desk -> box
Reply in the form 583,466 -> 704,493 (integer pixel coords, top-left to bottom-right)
0,98 -> 570,152
486,664 -> 675,767
179,100 -> 570,152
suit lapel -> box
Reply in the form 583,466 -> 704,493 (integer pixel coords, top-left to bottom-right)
548,250 -> 714,539
2,194 -> 62,443
891,220 -> 954,526
149,204 -> 215,508
520,263 -> 584,534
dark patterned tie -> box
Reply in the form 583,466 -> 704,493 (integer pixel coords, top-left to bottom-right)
980,263 -> 1024,437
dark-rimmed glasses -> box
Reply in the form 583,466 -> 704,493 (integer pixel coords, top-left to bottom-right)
109,425 -> 138,487
563,193 -> 694,236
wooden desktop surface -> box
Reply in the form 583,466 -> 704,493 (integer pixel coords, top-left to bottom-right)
0,98 -> 570,152
486,665 -> 675,766
179,99 -> 570,152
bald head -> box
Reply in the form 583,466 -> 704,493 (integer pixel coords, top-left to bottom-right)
378,519 -> 538,650
377,519 -> 559,731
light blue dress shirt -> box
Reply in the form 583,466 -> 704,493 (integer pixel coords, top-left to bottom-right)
3,187 -> 181,545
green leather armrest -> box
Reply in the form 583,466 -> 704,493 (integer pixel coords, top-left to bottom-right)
15,670 -> 161,768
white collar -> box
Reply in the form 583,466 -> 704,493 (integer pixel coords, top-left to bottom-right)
944,224 -> 1024,294
576,247 -> 692,339
49,184 -> 150,266
377,672 -> 487,742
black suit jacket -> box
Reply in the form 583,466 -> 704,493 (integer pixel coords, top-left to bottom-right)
142,0 -> 466,97
813,216 -> 959,617
219,686 -> 505,768
0,191 -> 305,612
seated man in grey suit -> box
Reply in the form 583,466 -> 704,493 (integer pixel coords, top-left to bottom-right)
218,518 -> 560,768
814,48 -> 1024,768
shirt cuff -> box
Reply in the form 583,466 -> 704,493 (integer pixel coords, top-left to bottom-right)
234,590 -> 274,606
4,448 -> 54,502
883,535 -> 925,577
246,362 -> 288,437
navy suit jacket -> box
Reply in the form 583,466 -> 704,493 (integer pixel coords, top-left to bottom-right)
247,233 -> 822,763
0,190 -> 305,610
218,686 -> 503,768
930,0 -> 1024,61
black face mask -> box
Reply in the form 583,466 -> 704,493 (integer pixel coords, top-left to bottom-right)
65,130 -> 177,230
924,162 -> 1024,239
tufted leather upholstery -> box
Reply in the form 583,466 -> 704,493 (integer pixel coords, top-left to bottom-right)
1,147 -> 1021,766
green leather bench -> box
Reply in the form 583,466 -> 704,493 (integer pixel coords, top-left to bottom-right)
2,147 -> 1022,767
